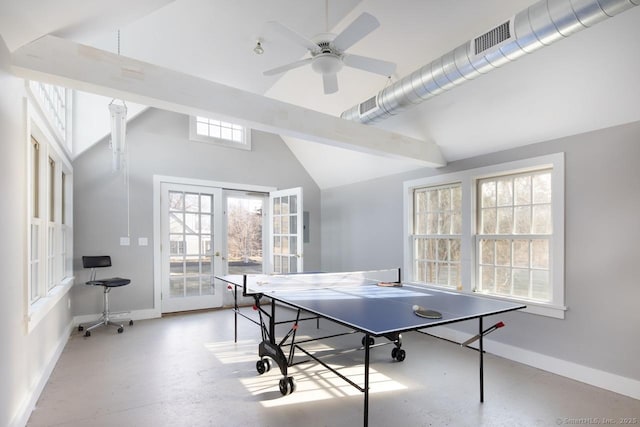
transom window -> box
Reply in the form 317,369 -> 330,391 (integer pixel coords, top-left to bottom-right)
28,81 -> 72,150
189,116 -> 251,150
404,154 -> 565,319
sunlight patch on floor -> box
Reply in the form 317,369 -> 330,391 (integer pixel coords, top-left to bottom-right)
242,363 -> 407,407
203,339 -> 259,364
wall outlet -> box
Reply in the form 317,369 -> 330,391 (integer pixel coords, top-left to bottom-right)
138,237 -> 148,246
120,237 -> 130,246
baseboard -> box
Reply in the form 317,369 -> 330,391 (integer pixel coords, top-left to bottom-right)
10,321 -> 74,427
425,325 -> 640,401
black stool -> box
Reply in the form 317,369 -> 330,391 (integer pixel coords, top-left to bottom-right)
78,256 -> 133,337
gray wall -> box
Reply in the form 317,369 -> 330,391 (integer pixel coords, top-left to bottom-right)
72,108 -> 321,315
0,36 -> 74,427
321,120 -> 640,381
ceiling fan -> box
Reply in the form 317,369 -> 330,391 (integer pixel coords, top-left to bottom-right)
264,10 -> 396,94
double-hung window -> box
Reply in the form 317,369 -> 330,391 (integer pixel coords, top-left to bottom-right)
476,170 -> 552,301
26,82 -> 74,331
405,153 -> 565,318
412,184 -> 462,289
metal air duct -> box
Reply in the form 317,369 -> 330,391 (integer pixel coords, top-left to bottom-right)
341,0 -> 639,123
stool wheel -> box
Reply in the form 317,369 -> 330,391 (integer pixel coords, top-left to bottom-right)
78,325 -> 84,332
117,327 -> 124,333
84,331 -> 91,337
129,320 -> 134,326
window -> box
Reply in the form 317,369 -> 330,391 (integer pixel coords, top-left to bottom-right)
30,137 -> 42,303
412,184 -> 462,289
404,154 -> 565,318
189,116 -> 251,150
476,170 -> 552,301
28,81 -> 72,151
28,113 -> 74,312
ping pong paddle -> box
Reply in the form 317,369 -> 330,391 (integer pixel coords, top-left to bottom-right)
412,305 -> 442,319
378,282 -> 402,287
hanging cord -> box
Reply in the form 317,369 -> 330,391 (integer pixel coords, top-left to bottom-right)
124,149 -> 131,238
117,28 -> 130,238
325,0 -> 329,32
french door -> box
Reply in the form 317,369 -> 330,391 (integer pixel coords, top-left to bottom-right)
160,183 -> 223,313
270,187 -> 303,273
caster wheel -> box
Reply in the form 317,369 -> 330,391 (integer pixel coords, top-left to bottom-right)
361,336 -> 375,347
391,347 -> 399,359
84,331 -> 91,337
279,377 -> 295,395
279,378 -> 290,395
129,320 -> 134,326
117,327 -> 124,333
78,325 -> 84,332
263,358 -> 271,372
256,359 -> 266,375
395,349 -> 406,362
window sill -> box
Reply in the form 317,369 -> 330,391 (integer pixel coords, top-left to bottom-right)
408,282 -> 567,319
473,291 -> 567,319
27,276 -> 75,333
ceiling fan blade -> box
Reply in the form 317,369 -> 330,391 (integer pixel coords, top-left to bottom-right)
331,12 -> 379,52
322,73 -> 338,94
342,54 -> 396,76
263,58 -> 313,76
267,21 -> 321,53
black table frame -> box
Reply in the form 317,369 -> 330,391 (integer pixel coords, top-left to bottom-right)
220,274 -> 525,427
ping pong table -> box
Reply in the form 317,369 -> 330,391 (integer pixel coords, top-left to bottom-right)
217,269 -> 525,426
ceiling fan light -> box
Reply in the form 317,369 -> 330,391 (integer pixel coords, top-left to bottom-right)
311,54 -> 343,75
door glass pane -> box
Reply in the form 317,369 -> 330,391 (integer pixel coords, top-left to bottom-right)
200,195 -> 212,213
290,195 -> 297,213
169,192 -> 183,211
166,188 -> 217,300
200,214 -> 211,233
170,277 -> 184,297
185,213 -> 199,233
185,235 -> 200,255
290,236 -> 297,256
169,213 -> 184,233
185,193 -> 199,212
185,277 -> 200,296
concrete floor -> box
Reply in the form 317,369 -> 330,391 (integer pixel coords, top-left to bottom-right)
27,308 -> 639,427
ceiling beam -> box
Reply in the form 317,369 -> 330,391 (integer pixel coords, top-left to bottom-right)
12,35 -> 445,167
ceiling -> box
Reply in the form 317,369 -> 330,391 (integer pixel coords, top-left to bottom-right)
1,0 -> 639,189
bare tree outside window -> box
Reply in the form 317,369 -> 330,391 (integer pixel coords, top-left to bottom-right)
227,197 -> 263,274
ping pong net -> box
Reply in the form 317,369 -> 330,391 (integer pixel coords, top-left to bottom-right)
241,269 -> 401,295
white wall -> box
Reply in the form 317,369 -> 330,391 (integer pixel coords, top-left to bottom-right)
0,35 -> 74,427
72,108 -> 322,316
321,120 -> 640,389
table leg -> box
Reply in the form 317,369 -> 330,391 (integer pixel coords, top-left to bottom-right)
479,317 -> 484,403
234,286 -> 238,343
364,333 -> 370,427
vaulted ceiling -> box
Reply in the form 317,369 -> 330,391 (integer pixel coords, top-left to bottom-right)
2,0 -> 639,188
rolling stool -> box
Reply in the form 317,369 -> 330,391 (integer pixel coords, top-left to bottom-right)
78,255 -> 133,337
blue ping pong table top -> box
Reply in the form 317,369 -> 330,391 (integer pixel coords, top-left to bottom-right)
217,275 -> 526,336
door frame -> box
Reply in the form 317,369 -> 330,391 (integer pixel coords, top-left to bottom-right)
153,175 -> 275,314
